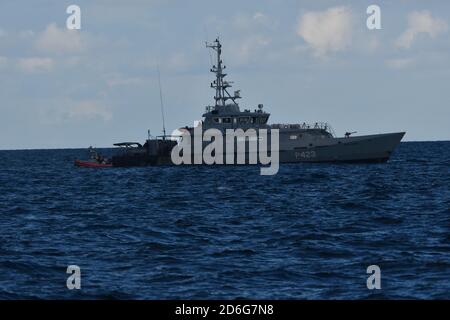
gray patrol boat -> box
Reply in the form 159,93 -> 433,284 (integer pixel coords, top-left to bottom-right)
176,38 -> 405,163
105,38 -> 404,167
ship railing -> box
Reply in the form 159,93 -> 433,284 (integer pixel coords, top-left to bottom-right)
270,122 -> 335,136
152,135 -> 183,141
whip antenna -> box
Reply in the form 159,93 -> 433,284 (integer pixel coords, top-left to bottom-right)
157,65 -> 167,139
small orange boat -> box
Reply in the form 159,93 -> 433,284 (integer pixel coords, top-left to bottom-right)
74,146 -> 113,168
74,159 -> 112,168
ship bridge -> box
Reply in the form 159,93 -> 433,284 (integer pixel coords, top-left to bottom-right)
202,103 -> 270,129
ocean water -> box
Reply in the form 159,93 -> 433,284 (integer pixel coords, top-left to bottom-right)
0,142 -> 449,299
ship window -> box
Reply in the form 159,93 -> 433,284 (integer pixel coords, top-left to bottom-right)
258,117 -> 267,124
239,117 -> 249,124
251,117 -> 257,124
233,118 -> 237,124
223,118 -> 231,123
213,118 -> 220,123
289,135 -> 298,140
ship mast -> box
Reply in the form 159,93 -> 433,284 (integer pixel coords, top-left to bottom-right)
206,38 -> 241,108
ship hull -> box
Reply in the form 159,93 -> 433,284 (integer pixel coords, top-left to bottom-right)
107,132 -> 405,167
278,132 -> 405,163
189,131 -> 405,164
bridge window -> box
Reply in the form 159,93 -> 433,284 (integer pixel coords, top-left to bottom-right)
223,118 -> 231,124
239,117 -> 249,124
289,135 -> 298,140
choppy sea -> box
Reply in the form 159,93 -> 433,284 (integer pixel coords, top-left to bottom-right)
0,142 -> 449,299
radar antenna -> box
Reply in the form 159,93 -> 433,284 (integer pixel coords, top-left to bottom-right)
206,38 -> 241,108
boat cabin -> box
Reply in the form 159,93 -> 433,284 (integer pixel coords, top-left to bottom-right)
202,103 -> 270,130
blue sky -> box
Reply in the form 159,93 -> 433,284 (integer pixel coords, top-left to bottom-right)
1,0 -> 449,149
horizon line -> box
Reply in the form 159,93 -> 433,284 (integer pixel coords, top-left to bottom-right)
0,140 -> 449,152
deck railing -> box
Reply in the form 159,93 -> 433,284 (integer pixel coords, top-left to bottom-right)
270,122 -> 335,136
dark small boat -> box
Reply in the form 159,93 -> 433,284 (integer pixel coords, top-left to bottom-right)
75,139 -> 177,168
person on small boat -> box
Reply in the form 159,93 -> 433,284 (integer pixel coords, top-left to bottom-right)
96,154 -> 108,164
87,146 -> 105,164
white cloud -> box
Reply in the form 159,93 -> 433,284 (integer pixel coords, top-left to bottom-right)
233,35 -> 271,64
232,12 -> 272,31
222,35 -> 272,66
17,57 -> 54,72
396,11 -> 448,49
68,101 -> 112,121
385,58 -> 415,69
365,37 -> 380,53
204,12 -> 275,66
35,23 -> 85,54
36,99 -> 113,125
19,30 -> 35,38
297,6 -> 353,57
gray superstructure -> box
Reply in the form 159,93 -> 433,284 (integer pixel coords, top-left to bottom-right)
178,38 -> 405,163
